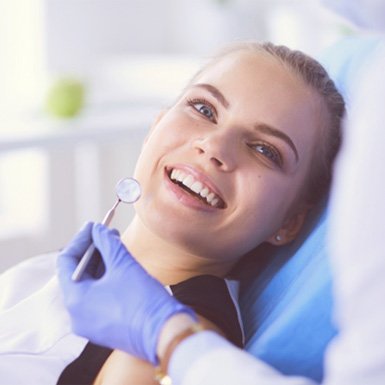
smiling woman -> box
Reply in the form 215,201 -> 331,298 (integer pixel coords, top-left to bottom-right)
89,42 -> 345,385
0,41 -> 345,385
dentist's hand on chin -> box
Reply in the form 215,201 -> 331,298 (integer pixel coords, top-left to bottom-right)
57,222 -> 197,365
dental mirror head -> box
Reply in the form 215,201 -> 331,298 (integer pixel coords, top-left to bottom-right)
116,177 -> 141,204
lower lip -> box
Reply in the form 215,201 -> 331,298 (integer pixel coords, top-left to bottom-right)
163,170 -> 219,212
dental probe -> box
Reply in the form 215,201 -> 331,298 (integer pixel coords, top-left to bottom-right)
71,177 -> 141,282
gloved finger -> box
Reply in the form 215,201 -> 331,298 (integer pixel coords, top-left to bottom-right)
85,228 -> 117,278
57,222 -> 94,283
89,228 -> 119,278
73,226 -> 119,280
62,222 -> 94,261
92,223 -> 135,269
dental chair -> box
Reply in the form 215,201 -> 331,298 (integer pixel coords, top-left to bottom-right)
234,35 -> 382,382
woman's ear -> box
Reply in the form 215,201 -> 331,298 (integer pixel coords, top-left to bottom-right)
267,206 -> 311,246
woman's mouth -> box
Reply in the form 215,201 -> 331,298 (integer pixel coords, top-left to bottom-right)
166,167 -> 226,209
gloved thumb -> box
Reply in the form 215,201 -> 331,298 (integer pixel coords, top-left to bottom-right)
92,223 -> 132,270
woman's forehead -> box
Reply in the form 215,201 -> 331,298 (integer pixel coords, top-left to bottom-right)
195,50 -> 287,82
191,50 -> 314,104
192,51 -> 318,119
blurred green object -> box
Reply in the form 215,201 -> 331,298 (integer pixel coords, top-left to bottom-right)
46,78 -> 85,118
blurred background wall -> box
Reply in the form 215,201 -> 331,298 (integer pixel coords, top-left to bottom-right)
0,0 -> 356,271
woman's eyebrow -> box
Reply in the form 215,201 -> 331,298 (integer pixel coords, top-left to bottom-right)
192,83 -> 230,109
255,123 -> 299,162
191,83 -> 298,162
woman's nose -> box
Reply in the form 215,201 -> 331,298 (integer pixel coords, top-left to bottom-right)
192,130 -> 237,171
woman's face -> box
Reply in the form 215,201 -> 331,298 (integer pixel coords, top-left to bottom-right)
133,51 -> 323,263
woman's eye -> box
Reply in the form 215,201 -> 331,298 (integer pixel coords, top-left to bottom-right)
187,98 -> 216,121
252,143 -> 283,167
196,103 -> 213,118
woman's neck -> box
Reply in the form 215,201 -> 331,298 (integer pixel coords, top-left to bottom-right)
120,216 -> 233,285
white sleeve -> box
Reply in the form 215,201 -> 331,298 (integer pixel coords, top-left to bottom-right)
322,45 -> 385,385
169,331 -> 316,385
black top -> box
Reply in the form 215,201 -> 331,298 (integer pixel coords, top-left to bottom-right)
57,274 -> 243,385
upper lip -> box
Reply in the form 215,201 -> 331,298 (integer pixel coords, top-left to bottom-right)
165,164 -> 227,208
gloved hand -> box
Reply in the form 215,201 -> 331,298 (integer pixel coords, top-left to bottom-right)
57,222 -> 197,365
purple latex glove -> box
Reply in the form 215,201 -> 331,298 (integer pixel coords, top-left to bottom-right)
57,222 -> 197,365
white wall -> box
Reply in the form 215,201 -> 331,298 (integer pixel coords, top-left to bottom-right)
0,109 -> 152,272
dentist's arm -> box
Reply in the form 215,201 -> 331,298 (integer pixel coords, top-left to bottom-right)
157,314 -> 316,385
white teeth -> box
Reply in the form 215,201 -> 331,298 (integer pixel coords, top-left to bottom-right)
211,198 -> 219,207
176,171 -> 184,182
200,187 -> 209,198
169,168 -> 222,207
190,181 -> 203,194
182,175 -> 194,188
206,192 -> 215,203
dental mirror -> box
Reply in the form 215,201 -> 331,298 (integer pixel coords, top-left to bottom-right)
71,177 -> 141,281
115,177 -> 141,204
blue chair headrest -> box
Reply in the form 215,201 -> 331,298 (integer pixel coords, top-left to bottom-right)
234,35 -> 382,382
